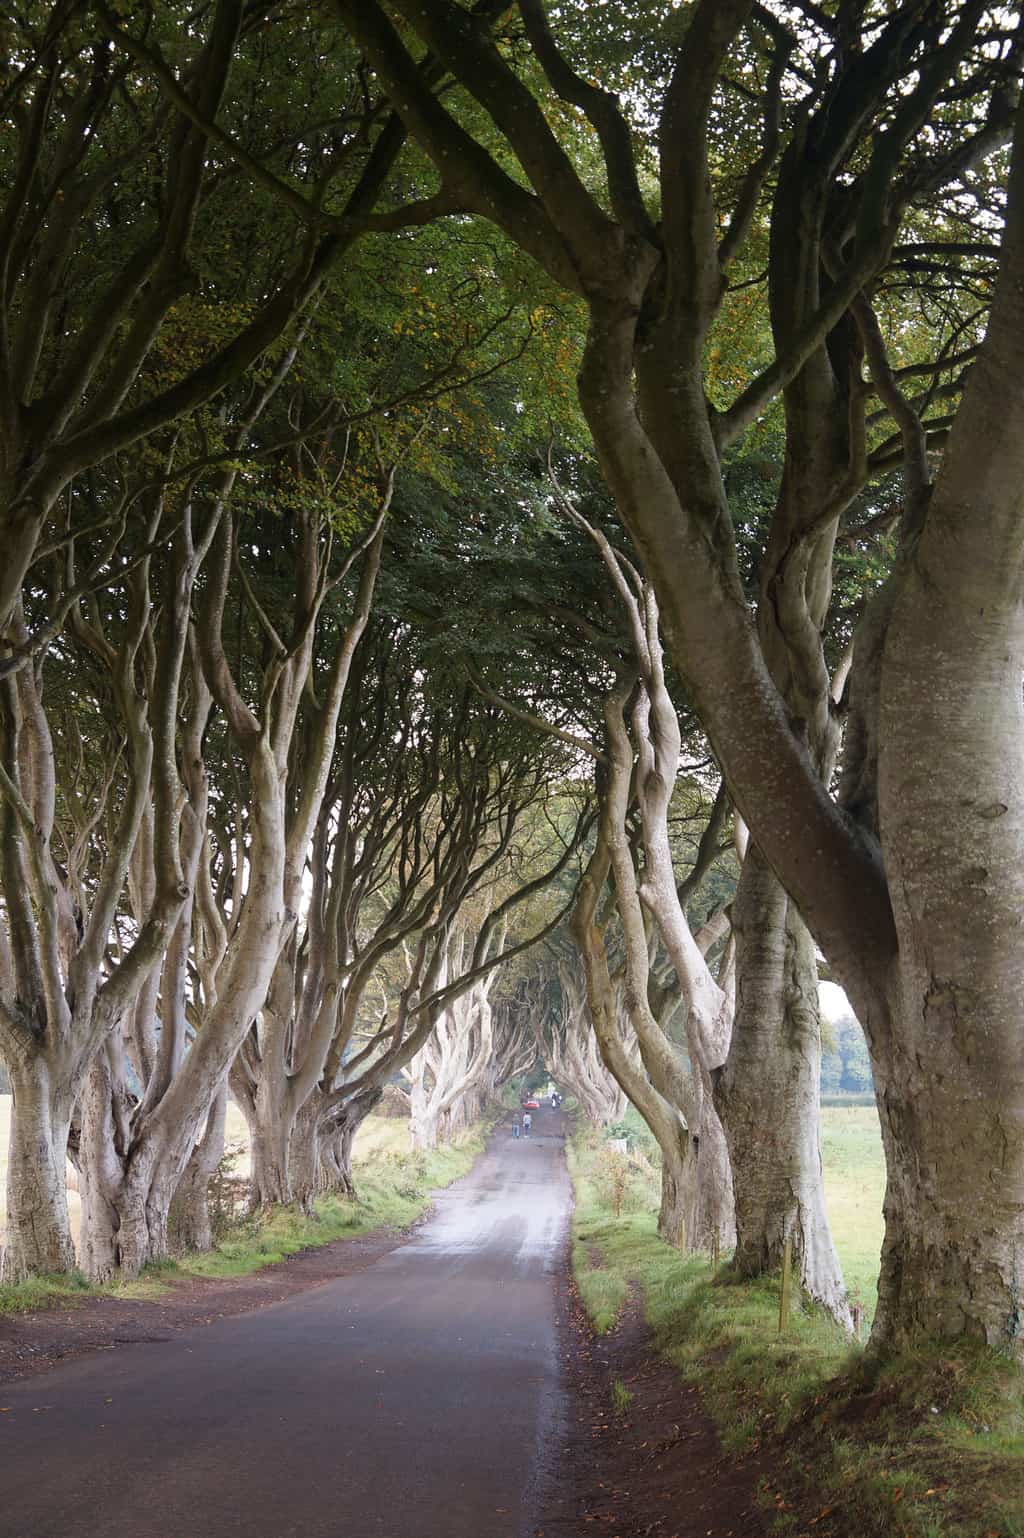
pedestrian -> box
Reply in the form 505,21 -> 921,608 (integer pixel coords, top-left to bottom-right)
523,1112 -> 532,1137
512,1112 -> 521,1139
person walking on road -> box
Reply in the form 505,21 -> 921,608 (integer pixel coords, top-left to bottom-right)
512,1112 -> 521,1139
523,1112 -> 532,1137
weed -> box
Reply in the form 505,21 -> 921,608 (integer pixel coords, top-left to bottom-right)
611,1378 -> 634,1415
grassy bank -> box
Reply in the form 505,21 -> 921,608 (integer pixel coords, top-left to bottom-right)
0,1112 -> 491,1314
569,1120 -> 1023,1538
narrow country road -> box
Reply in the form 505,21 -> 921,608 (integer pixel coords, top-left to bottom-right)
0,1111 -> 570,1538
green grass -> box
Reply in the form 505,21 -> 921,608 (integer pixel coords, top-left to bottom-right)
820,1106 -> 886,1327
0,1270 -> 95,1315
0,1112 -> 492,1311
611,1378 -> 634,1415
567,1117 -> 1024,1538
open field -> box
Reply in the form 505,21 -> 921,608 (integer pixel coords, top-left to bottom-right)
820,1104 -> 886,1320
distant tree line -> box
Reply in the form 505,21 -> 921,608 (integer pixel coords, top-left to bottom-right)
820,1014 -> 873,1099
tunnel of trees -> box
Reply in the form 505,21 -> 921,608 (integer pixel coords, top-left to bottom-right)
1,0 -> 1023,1373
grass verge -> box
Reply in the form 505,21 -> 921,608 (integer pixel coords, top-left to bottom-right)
0,1115 -> 492,1312
0,1270 -> 95,1315
568,1123 -> 1024,1538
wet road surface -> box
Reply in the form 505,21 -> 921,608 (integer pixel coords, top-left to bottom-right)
0,1110 -> 570,1538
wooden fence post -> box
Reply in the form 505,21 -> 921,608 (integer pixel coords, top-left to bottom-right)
778,1236 -> 792,1334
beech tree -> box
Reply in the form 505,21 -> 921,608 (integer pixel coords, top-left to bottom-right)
0,0 -> 465,1276
0,499 -> 194,1276
73,435 -> 388,1279
431,448 -> 745,1254
570,508 -> 851,1312
529,953 -> 628,1127
230,610 -> 587,1206
0,0 -> 424,637
469,530 -> 742,1254
335,0 -> 1024,1356
407,931 -> 503,1150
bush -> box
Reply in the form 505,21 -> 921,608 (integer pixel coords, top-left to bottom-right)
605,1106 -> 661,1165
208,1145 -> 251,1239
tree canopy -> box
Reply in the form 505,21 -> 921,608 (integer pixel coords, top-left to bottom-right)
2,0 -> 1024,1370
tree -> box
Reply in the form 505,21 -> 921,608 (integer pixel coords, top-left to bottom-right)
0,504 -> 192,1275
73,432 -> 388,1279
529,949 -> 628,1127
0,0 -> 419,636
0,0 -> 453,1277
230,608 -> 587,1206
336,0 -> 1024,1357
407,929 -> 501,1149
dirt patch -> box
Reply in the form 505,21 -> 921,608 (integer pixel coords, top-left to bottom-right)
535,1266 -> 779,1538
0,1225 -> 411,1387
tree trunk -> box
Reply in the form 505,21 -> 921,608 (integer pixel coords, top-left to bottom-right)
168,1085 -> 228,1255
3,1061 -> 76,1278
320,1091 -> 381,1197
318,1134 -> 354,1196
410,1117 -> 440,1152
656,1112 -> 693,1249
78,1129 -> 176,1284
246,1084 -> 296,1209
114,1159 -> 177,1280
863,478 -> 1024,1354
691,1066 -> 736,1253
408,1063 -> 439,1150
871,1051 -> 1024,1353
77,1048 -> 129,1283
321,1132 -> 352,1196
714,847 -> 849,1323
78,1043 -> 211,1282
287,1098 -> 325,1213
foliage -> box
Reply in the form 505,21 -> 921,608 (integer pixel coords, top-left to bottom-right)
604,1105 -> 659,1160
596,1147 -> 632,1218
821,1012 -> 874,1096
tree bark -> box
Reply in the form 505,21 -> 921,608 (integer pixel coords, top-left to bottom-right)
690,1062 -> 736,1253
3,1061 -> 76,1278
863,450 -> 1024,1353
244,1070 -> 296,1210
320,1091 -> 382,1198
168,1085 -> 228,1255
287,1097 -> 326,1213
572,829 -> 699,1249
77,1044 -> 132,1283
715,846 -> 848,1321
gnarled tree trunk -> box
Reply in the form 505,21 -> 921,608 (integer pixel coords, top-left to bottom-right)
169,1084 -> 228,1255
715,847 -> 846,1317
319,1089 -> 383,1198
3,1061 -> 76,1278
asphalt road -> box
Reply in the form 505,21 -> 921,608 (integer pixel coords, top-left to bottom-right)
0,1110 -> 570,1538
